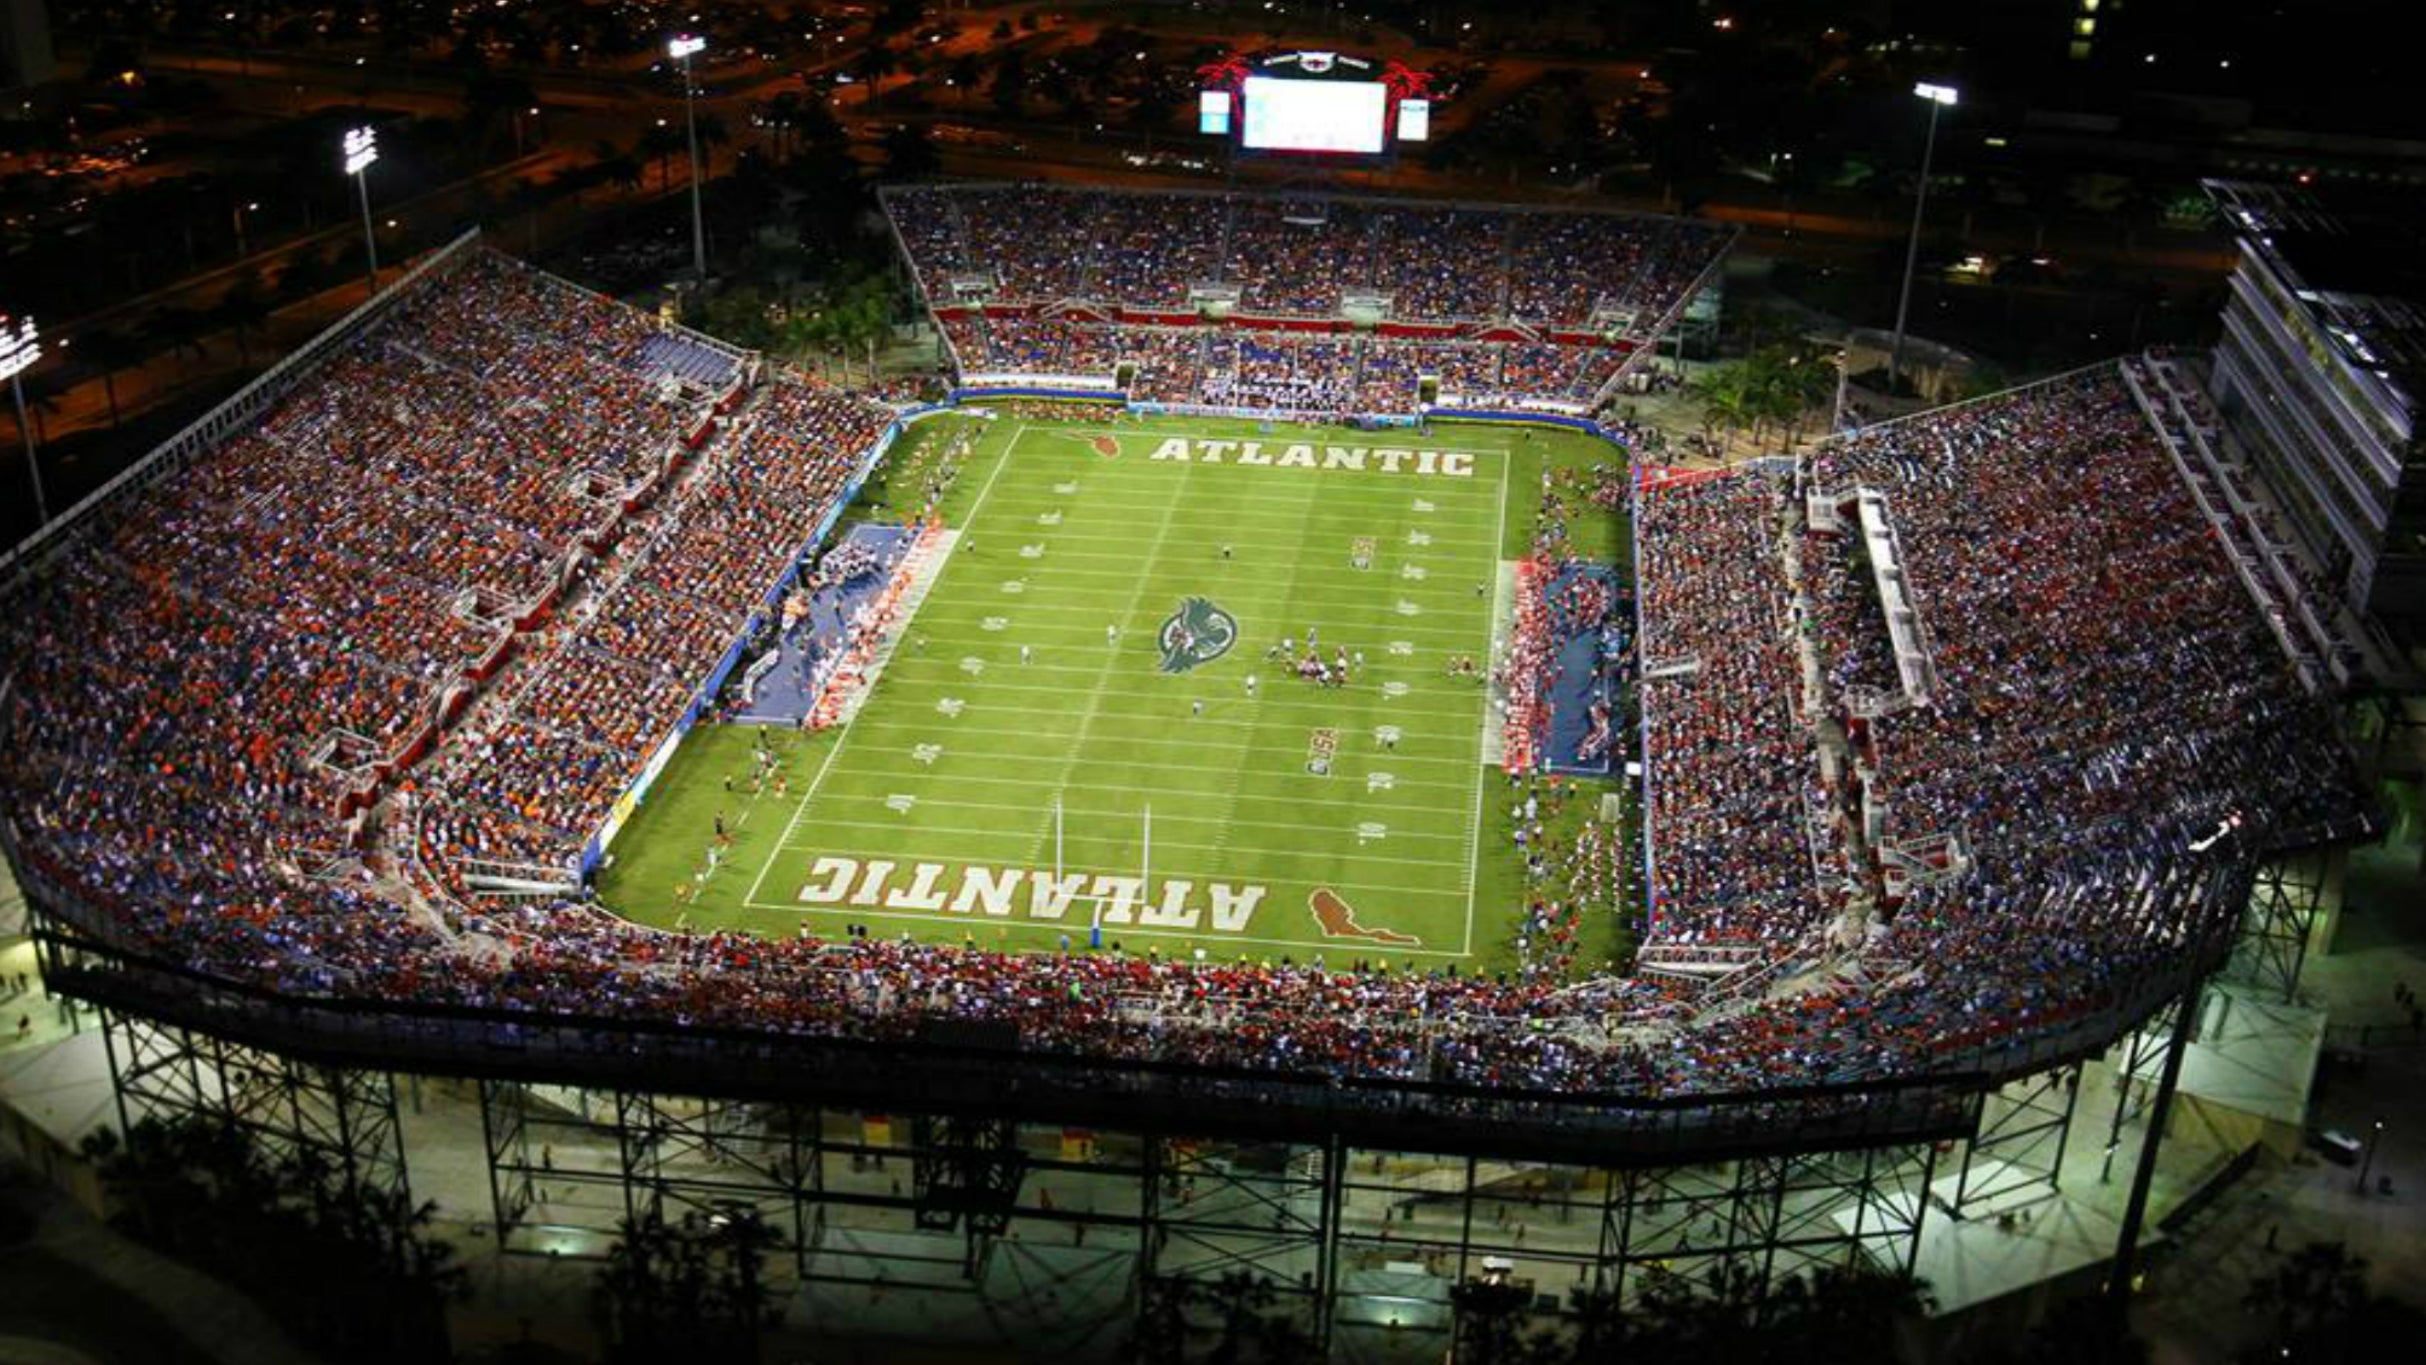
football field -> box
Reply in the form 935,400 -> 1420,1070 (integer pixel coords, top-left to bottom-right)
600,412 -> 1626,971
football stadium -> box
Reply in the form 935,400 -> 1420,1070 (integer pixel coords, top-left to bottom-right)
0,68 -> 2408,1359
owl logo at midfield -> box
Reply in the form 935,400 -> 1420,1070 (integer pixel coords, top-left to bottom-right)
1156,597 -> 1238,673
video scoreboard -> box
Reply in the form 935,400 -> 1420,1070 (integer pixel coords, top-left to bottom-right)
1198,51 -> 1431,159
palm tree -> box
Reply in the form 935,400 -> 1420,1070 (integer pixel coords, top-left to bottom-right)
1743,352 -> 1806,449
639,122 -> 687,193
80,328 -> 148,429
860,44 -> 900,104
591,139 -> 644,197
594,1206 -> 776,1362
947,54 -> 981,110
992,49 -> 1029,117
1781,352 -> 1837,448
153,306 -> 211,362
275,242 -> 344,302
695,111 -> 732,170
757,91 -> 805,162
1450,1275 -> 1533,1362
836,278 -> 893,388
881,123 -> 942,180
213,269 -> 275,366
1690,365 -> 1754,453
792,310 -> 838,383
460,65 -> 537,161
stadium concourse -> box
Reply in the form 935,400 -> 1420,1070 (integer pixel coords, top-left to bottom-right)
0,212 -> 2376,1119
880,184 -> 1734,414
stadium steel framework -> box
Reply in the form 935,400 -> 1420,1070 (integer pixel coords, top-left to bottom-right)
15,839 -> 2341,1353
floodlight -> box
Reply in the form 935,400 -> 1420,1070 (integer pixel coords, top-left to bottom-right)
1913,82 -> 1960,106
668,37 -> 710,282
4,312 -> 46,526
342,125 -> 379,175
0,315 -> 36,382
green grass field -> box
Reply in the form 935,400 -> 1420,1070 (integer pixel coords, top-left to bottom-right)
598,411 -> 1630,973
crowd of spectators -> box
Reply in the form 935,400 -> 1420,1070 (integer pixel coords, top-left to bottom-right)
946,314 -> 1123,377
886,183 -> 1727,332
1496,564 -> 1559,775
946,319 -> 1630,413
1512,214 -> 1731,335
1200,334 -> 1358,412
1633,471 -> 1828,947
0,234 -> 2373,1112
424,375 -> 888,879
895,185 -> 1721,415
4,250 -> 710,886
1806,371 -> 2367,873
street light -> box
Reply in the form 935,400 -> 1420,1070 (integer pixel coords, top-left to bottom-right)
1888,81 -> 1959,393
342,125 -> 381,294
669,34 -> 710,284
1,313 -> 46,529
1829,344 -> 1852,435
2355,1119 -> 2386,1194
233,200 -> 260,258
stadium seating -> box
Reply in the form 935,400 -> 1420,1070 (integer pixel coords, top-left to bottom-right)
884,184 -> 1733,415
0,236 -> 2373,1106
1635,472 -> 1829,947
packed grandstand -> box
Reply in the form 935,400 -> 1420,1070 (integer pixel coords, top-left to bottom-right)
0,184 -> 2377,1118
880,183 -> 1734,414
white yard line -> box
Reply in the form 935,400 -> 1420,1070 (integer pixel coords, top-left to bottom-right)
810,770 -> 1477,806
1463,448 -> 1515,957
893,609 -> 1493,642
934,560 -> 1499,602
839,711 -> 1485,758
1036,424 -> 1502,455
796,790 -> 1474,843
862,680 -> 1482,720
785,818 -> 1471,868
1478,561 -> 1521,769
986,495 -> 1503,524
1001,522 -> 1501,551
1014,435 -> 1202,863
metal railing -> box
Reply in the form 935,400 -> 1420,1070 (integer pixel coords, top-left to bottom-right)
0,230 -> 485,597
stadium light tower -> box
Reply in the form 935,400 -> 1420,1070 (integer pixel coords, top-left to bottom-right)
342,125 -> 381,294
1888,82 -> 1959,393
669,34 -> 710,284
1,313 -> 45,529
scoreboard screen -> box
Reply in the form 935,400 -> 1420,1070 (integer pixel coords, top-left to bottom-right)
1198,90 -> 1233,136
1240,75 -> 1389,154
1201,51 -> 1434,159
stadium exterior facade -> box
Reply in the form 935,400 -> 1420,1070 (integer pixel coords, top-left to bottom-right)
2203,179 -> 2426,644
14,839 -> 2331,1346
0,208 -> 2375,1354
